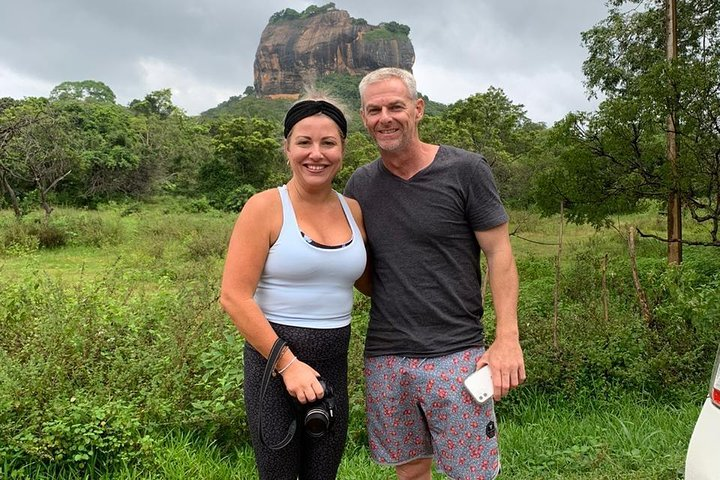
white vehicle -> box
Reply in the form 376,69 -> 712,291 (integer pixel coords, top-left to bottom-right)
685,343 -> 720,480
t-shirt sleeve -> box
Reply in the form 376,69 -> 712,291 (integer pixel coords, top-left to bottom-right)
466,157 -> 509,231
343,172 -> 358,199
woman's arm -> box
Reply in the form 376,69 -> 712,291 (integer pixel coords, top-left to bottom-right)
220,190 -> 323,403
346,197 -> 371,296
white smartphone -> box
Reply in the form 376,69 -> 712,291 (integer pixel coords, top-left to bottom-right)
463,365 -> 494,404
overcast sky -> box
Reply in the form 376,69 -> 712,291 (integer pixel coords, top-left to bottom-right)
0,0 -> 611,125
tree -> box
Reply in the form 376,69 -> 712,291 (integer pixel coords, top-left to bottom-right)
1,98 -> 79,218
0,98 -> 33,217
198,116 -> 282,210
534,107 -> 661,227
130,109 -> 213,197
128,89 -> 179,119
435,88 -> 545,206
128,89 -> 213,197
536,0 -> 720,260
50,80 -> 117,104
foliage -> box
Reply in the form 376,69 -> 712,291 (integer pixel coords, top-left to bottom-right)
0,209 -> 125,254
198,116 -> 283,211
315,73 -> 362,118
363,25 -> 410,42
431,87 -> 545,206
419,93 -> 448,117
128,89 -> 179,119
0,207 -> 243,474
0,97 -> 20,114
511,234 -> 720,401
536,0 -> 720,246
0,89 -> 220,211
130,100 -> 213,198
379,21 -> 411,36
268,7 -> 300,23
50,80 -> 117,104
0,98 -> 80,217
333,132 -> 377,190
199,95 -> 294,123
269,3 -> 337,23
532,110 -> 654,227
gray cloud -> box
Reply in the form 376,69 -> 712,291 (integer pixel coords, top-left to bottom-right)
0,0 -> 609,124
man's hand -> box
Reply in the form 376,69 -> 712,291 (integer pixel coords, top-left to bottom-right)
479,337 -> 525,401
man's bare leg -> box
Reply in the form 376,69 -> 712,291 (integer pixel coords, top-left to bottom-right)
396,458 -> 432,480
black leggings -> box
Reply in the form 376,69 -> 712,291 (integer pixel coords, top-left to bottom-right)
243,323 -> 350,480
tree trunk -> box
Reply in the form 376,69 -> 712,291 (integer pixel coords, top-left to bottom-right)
0,168 -> 22,218
36,178 -> 53,222
666,0 -> 682,264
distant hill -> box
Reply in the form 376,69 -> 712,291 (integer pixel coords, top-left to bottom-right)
200,73 -> 447,126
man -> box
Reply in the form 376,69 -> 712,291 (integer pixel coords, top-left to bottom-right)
344,67 -> 525,480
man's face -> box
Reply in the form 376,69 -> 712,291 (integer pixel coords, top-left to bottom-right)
360,78 -> 424,153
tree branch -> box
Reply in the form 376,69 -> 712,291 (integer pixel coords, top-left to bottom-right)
636,227 -> 720,247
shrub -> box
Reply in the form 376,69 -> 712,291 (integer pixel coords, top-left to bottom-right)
33,223 -> 68,248
11,396 -> 155,469
182,228 -> 231,260
0,220 -> 39,255
190,332 -> 248,444
508,236 -> 720,401
0,271 -> 235,472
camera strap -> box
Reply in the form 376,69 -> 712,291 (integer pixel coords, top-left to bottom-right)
259,337 -> 297,450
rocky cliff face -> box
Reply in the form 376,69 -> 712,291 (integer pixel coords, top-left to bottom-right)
253,7 -> 415,97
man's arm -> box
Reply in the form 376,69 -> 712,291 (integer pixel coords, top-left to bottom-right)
475,222 -> 526,400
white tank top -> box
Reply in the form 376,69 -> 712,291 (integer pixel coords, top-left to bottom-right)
254,185 -> 367,329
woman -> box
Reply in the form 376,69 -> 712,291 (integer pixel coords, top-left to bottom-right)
220,95 -> 367,479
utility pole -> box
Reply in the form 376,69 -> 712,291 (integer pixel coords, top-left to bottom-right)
666,0 -> 682,264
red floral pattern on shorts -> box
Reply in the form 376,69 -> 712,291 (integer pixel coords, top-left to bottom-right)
364,349 -> 500,480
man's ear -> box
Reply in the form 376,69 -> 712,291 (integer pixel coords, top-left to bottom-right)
416,98 -> 425,120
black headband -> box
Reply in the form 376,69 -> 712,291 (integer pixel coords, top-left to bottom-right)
283,100 -> 348,139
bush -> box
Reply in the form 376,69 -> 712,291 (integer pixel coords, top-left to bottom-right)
0,211 -> 125,254
508,236 -> 720,401
0,271 -> 238,472
10,396 -> 154,469
182,228 -> 231,260
34,223 -> 68,248
0,220 -> 40,255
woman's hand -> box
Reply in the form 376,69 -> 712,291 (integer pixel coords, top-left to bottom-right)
280,360 -> 324,404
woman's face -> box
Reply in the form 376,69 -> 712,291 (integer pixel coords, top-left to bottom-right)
285,114 -> 345,189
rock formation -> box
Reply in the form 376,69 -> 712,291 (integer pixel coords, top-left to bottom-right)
253,5 -> 415,98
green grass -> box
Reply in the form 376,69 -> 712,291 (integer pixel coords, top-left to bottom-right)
2,395 -> 694,479
0,201 -> 713,479
498,394 -> 693,479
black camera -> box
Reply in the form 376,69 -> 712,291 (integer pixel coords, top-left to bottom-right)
294,377 -> 335,438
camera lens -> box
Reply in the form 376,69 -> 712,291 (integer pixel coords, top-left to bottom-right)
304,408 -> 330,437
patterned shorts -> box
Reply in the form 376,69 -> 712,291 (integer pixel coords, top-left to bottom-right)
364,348 -> 500,480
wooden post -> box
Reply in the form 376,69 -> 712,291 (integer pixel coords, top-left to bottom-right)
601,254 -> 609,324
628,226 -> 654,326
553,201 -> 564,350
